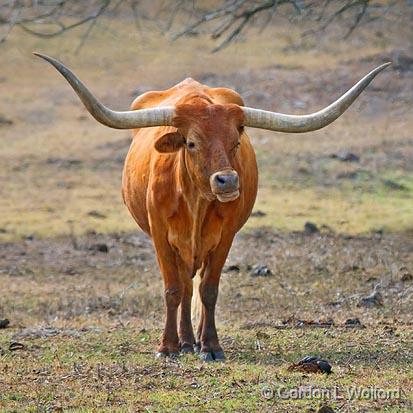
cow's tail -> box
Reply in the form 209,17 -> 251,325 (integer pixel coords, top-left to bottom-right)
191,264 -> 204,327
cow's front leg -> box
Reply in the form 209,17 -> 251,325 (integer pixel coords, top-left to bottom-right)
199,280 -> 224,361
157,274 -> 182,358
198,235 -> 234,361
152,234 -> 182,358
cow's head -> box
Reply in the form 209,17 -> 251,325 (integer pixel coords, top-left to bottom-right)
34,53 -> 390,202
154,95 -> 244,202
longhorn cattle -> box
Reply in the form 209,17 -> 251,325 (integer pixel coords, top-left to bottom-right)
35,53 -> 390,361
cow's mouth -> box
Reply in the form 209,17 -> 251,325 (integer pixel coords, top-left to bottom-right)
215,189 -> 240,203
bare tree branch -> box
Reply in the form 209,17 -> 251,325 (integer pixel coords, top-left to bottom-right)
0,5 -> 20,44
0,0 -> 407,52
0,0 -> 117,45
172,0 -> 249,40
344,0 -> 368,39
18,0 -> 111,39
171,0 -> 401,52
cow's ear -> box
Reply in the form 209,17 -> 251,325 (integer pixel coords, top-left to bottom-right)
154,132 -> 185,153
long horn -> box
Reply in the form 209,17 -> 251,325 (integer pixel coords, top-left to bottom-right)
33,52 -> 175,129
242,62 -> 391,133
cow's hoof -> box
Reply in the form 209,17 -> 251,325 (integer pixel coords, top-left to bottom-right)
155,351 -> 167,359
213,350 -> 226,361
155,351 -> 179,359
199,351 -> 215,362
194,342 -> 201,354
199,350 -> 226,362
180,343 -> 194,354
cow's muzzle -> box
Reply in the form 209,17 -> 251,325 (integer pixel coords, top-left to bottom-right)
210,170 -> 240,203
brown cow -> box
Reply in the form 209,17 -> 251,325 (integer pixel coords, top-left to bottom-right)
35,53 -> 390,361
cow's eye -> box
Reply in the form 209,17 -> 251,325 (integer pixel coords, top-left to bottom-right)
187,141 -> 195,149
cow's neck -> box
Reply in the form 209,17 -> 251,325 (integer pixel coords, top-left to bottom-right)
178,149 -> 214,265
179,148 -> 212,215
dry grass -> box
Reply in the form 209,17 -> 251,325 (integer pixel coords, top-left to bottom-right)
1,326 -> 412,412
0,229 -> 412,412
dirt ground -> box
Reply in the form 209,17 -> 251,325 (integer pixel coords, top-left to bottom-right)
0,4 -> 412,412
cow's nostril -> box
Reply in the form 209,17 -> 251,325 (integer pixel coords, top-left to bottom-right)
215,175 -> 227,185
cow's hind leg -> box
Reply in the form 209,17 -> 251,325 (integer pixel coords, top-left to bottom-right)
178,277 -> 196,353
194,309 -> 204,354
194,264 -> 206,353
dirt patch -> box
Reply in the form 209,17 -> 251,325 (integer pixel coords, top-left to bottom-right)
1,228 -> 411,328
